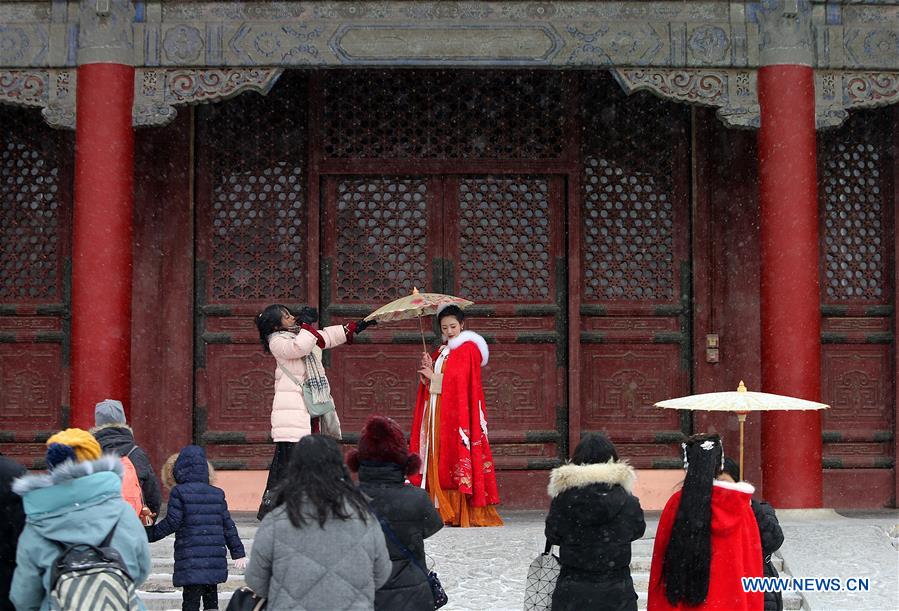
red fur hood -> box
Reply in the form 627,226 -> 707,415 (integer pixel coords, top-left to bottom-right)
710,480 -> 755,534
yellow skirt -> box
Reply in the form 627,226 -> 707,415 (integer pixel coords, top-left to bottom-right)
424,398 -> 503,528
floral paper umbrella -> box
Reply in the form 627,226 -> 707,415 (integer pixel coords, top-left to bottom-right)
654,381 -> 829,475
365,288 -> 474,350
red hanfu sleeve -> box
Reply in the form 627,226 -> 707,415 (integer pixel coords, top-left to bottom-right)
408,348 -> 443,488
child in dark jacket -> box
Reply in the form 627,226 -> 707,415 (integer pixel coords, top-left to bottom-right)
148,445 -> 246,611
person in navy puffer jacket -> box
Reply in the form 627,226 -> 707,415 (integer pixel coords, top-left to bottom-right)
148,445 -> 246,611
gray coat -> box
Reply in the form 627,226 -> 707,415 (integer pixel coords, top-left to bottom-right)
245,503 -> 392,611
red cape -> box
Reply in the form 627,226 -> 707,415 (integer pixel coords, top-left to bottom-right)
409,338 -> 500,507
648,482 -> 763,611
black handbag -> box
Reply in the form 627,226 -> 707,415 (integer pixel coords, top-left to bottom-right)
425,571 -> 449,609
369,506 -> 448,609
226,586 -> 266,611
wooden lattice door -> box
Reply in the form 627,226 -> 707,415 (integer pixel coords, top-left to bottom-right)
322,174 -> 567,472
576,82 -> 692,467
194,77 -> 313,468
818,109 -> 895,497
0,106 -> 71,468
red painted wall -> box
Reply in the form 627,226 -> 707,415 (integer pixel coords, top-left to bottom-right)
131,111 -> 194,472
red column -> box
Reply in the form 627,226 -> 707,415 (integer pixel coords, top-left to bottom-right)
758,65 -> 823,507
70,63 -> 135,429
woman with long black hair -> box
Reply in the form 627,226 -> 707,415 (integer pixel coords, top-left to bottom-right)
647,434 -> 763,610
245,435 -> 392,610
255,303 -> 375,519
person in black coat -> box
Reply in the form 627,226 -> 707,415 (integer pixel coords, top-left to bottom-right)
91,398 -> 163,516
347,416 -> 444,611
720,457 -> 785,611
0,453 -> 26,611
545,433 -> 646,611
148,445 -> 246,611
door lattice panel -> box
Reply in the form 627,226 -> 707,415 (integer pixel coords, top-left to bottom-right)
819,113 -> 891,303
818,108 -> 895,474
333,177 -> 431,302
320,71 -> 565,159
0,105 -> 69,468
209,163 -> 305,301
456,176 -> 553,302
577,77 -> 690,467
0,112 -> 65,302
581,80 -> 686,304
200,75 -> 307,302
195,74 -> 311,468
583,156 -> 675,302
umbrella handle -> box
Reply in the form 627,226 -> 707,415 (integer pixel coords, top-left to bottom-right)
737,412 -> 747,479
418,314 -> 427,354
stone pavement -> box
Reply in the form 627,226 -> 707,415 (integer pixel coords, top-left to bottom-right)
776,510 -> 899,611
140,509 -> 898,611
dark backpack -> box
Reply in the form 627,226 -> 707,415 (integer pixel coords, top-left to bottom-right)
48,522 -> 137,610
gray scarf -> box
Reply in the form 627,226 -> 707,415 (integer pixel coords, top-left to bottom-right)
304,348 -> 332,403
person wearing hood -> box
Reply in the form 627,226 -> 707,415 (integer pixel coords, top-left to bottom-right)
0,452 -> 27,611
10,428 -> 151,611
411,305 -> 502,527
348,415 -> 444,611
719,457 -> 784,611
545,433 -> 646,611
147,445 -> 246,611
90,398 -> 163,517
647,434 -> 763,611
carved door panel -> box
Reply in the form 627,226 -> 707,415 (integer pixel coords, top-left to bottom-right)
578,85 -> 692,468
322,174 -> 567,468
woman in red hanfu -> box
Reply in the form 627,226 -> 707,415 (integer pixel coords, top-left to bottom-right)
648,433 -> 763,611
410,305 -> 503,527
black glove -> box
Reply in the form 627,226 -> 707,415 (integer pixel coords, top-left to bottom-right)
293,306 -> 318,325
354,318 -> 377,333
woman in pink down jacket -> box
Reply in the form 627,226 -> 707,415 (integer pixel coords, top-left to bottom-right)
255,304 -> 376,519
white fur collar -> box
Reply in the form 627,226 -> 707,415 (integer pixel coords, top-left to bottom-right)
713,479 -> 755,495
447,330 -> 489,366
547,460 -> 636,497
12,455 -> 122,496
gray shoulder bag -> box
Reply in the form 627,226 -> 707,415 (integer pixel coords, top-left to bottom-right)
278,363 -> 336,417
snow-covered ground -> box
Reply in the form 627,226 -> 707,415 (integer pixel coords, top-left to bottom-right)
141,509 -> 898,611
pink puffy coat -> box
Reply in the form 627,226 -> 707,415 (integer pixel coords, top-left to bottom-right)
268,326 -> 348,442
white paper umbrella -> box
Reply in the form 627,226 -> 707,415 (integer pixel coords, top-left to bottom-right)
655,381 -> 829,474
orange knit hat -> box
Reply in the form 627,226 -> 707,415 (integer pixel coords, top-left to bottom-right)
46,428 -> 102,463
